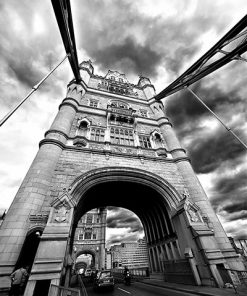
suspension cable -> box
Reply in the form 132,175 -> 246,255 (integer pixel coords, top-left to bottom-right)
186,86 -> 247,150
0,54 -> 69,127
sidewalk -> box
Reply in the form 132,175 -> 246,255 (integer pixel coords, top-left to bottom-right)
140,279 -> 247,296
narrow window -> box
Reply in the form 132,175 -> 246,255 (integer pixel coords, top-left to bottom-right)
110,128 -> 134,146
139,135 -> 152,149
86,214 -> 93,224
140,109 -> 148,117
89,99 -> 99,108
84,232 -> 92,240
90,128 -> 105,142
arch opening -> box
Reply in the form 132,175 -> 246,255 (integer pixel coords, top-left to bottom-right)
69,170 -> 182,275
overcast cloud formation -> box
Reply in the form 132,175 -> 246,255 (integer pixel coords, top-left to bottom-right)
0,1 -> 247,245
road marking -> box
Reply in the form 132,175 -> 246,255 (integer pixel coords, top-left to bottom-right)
117,287 -> 131,294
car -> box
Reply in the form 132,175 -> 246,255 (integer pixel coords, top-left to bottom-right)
93,270 -> 115,291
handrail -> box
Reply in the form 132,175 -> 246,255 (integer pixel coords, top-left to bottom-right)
48,284 -> 81,296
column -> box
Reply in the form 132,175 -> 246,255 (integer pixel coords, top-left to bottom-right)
0,84 -> 81,290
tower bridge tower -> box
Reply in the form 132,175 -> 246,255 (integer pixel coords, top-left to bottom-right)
0,60 -> 245,295
73,207 -> 107,270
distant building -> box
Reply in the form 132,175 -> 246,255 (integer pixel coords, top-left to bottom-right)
229,237 -> 247,269
105,249 -> 112,270
111,238 -> 149,269
73,208 -> 107,270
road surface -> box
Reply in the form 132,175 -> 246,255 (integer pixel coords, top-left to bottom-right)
86,281 -> 199,296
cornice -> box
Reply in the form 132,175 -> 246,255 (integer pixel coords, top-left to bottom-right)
59,101 -> 78,112
86,88 -> 149,105
173,157 -> 191,163
44,129 -> 69,140
61,144 -> 190,164
39,138 -> 65,149
170,148 -> 187,154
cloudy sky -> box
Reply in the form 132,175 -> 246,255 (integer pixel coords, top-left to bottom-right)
0,0 -> 246,247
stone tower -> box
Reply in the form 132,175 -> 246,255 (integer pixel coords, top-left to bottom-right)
0,60 -> 245,295
73,207 -> 107,270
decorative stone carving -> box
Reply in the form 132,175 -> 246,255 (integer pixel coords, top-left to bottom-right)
187,205 -> 201,223
49,191 -> 75,225
73,138 -> 88,148
89,143 -> 104,150
28,212 -> 49,230
54,202 -> 70,223
111,146 -> 137,155
97,70 -> 138,97
172,192 -> 203,225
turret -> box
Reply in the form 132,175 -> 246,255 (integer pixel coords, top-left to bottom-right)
79,59 -> 94,85
137,75 -> 156,99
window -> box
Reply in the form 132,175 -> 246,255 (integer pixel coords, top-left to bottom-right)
84,232 -> 92,240
119,78 -> 123,83
139,135 -> 152,148
153,133 -> 163,148
89,99 -> 99,108
140,109 -> 148,117
86,214 -> 93,224
77,120 -> 89,137
110,76 -> 115,80
93,234 -> 97,239
90,128 -> 105,142
110,128 -> 134,146
78,233 -> 84,240
110,101 -> 128,109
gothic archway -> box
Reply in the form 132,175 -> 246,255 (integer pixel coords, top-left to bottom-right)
68,167 -> 183,275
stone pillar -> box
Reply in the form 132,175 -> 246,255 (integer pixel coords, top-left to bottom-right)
25,193 -> 75,296
157,109 -> 245,273
0,84 -> 82,290
148,249 -> 154,272
184,248 -> 202,286
99,209 -> 107,269
165,243 -> 172,260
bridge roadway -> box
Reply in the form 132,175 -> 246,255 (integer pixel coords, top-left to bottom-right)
86,281 -> 198,296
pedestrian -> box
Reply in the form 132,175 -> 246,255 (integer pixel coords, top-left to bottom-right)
9,266 -> 29,296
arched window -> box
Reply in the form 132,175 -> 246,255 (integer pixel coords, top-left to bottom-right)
77,120 -> 89,138
139,135 -> 152,149
153,132 -> 163,148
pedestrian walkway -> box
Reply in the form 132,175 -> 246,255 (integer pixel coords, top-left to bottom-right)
140,279 -> 247,296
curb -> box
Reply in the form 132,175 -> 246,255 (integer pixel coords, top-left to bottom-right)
139,281 -> 227,296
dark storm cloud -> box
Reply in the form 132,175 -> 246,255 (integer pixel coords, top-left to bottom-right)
107,233 -> 140,246
88,37 -> 163,77
0,0 -> 67,98
211,168 -> 247,219
73,0 -> 231,79
166,82 -> 245,132
187,128 -> 245,174
215,169 -> 247,196
107,207 -> 143,233
223,203 -> 247,214
165,79 -> 246,175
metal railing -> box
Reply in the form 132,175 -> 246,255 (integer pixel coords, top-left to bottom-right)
227,269 -> 247,287
48,284 -> 80,296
